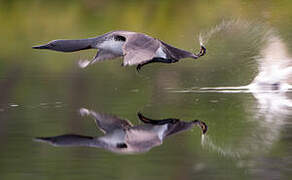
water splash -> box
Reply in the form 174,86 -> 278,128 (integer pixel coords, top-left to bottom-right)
78,59 -> 91,69
200,34 -> 292,93
199,19 -> 270,47
176,20 -> 292,93
182,21 -> 292,163
201,135 -> 241,158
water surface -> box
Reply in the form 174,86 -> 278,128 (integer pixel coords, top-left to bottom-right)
0,0 -> 292,180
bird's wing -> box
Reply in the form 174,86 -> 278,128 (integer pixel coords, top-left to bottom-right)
80,108 -> 133,134
94,50 -> 122,62
78,50 -> 122,68
122,34 -> 160,66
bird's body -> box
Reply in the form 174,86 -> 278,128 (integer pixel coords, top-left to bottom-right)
35,108 -> 207,154
99,38 -> 124,55
33,31 -> 206,71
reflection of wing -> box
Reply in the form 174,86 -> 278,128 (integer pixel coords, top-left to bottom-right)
123,34 -> 160,65
35,134 -> 97,147
80,108 -> 132,134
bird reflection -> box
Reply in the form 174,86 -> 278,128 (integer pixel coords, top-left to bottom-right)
35,108 -> 207,154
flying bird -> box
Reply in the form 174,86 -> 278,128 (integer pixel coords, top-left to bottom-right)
32,31 -> 206,71
35,108 -> 207,154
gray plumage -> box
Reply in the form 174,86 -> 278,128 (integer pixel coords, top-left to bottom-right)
35,108 -> 207,154
33,31 -> 206,71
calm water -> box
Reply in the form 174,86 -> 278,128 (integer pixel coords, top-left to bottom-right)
0,0 -> 292,180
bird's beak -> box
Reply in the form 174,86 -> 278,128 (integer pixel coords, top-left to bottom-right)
32,44 -> 50,49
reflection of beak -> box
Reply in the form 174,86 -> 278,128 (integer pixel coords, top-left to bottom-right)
199,45 -> 206,57
194,45 -> 206,58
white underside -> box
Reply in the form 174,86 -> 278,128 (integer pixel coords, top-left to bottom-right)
78,39 -> 125,69
98,40 -> 167,59
155,47 -> 167,58
99,129 -> 126,146
98,39 -> 124,55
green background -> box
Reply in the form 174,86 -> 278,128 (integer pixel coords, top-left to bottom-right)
0,0 -> 292,179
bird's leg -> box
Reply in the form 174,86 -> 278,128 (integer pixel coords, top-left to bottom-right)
137,112 -> 179,125
136,58 -> 178,71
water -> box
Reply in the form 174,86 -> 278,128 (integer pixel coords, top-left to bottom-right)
1,0 -> 292,180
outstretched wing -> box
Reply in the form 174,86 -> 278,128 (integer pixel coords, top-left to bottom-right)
80,108 -> 133,134
122,33 -> 160,66
94,50 -> 122,62
78,50 -> 122,68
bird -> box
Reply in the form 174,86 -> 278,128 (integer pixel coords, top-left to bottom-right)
34,108 -> 207,154
32,31 -> 206,71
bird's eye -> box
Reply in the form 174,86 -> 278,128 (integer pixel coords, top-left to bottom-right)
114,35 -> 126,41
